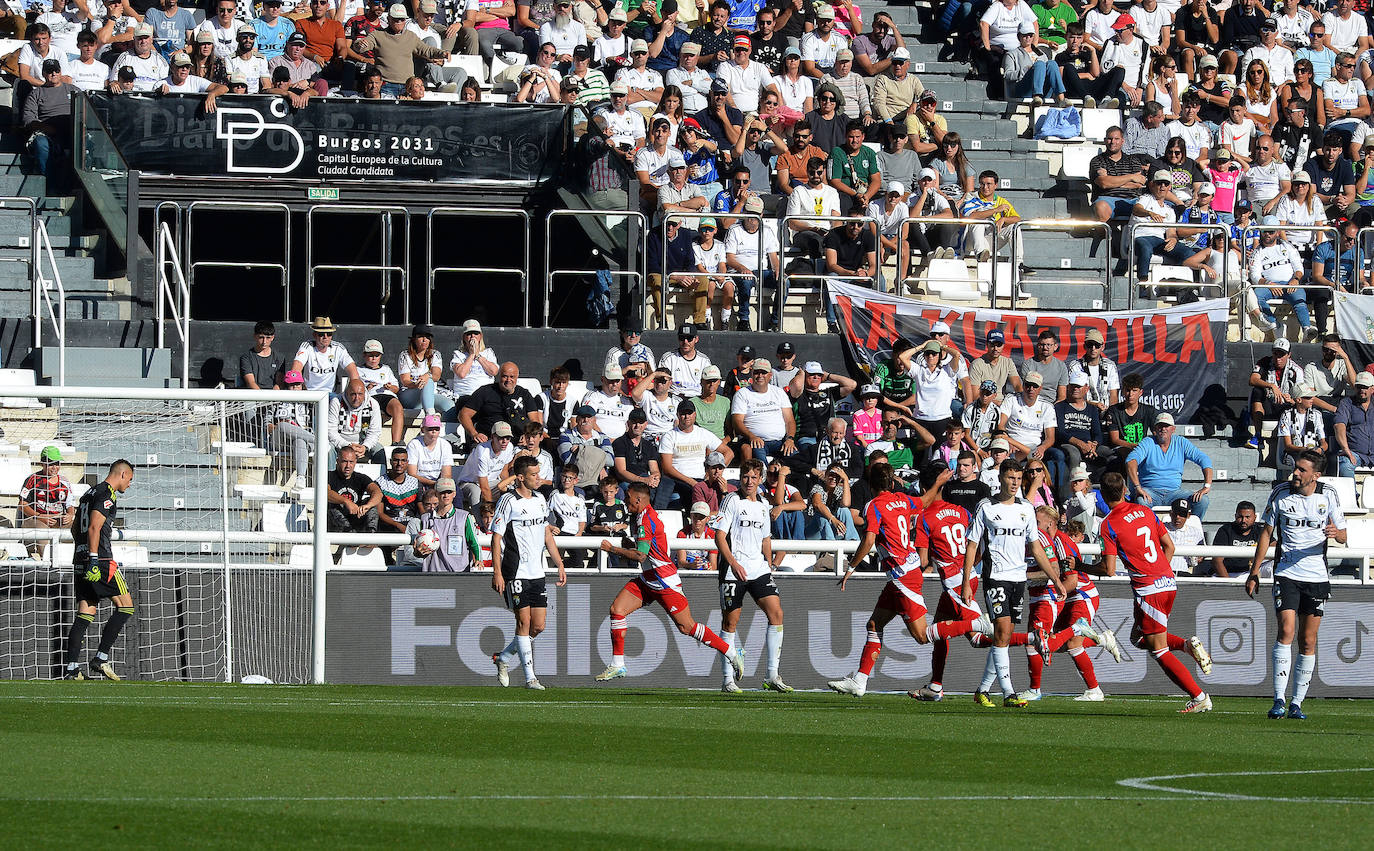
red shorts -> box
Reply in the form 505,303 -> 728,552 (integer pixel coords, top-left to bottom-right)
1028,598 -> 1061,631
876,580 -> 928,623
1133,590 -> 1175,636
934,587 -> 982,622
625,576 -> 690,615
1055,597 -> 1098,631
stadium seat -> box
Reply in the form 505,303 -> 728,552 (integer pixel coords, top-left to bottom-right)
236,484 -> 286,502
355,463 -> 381,481
112,544 -> 150,565
920,258 -> 981,301
337,546 -> 386,569
1080,109 -> 1118,143
517,377 -> 543,397
0,540 -> 30,559
660,510 -> 684,540
288,545 -> 313,566
776,552 -> 818,572
446,53 -> 488,86
262,502 -> 310,534
1059,144 -> 1097,180
0,457 -> 30,495
1320,477 -> 1366,516
0,369 -> 42,408
565,380 -> 589,402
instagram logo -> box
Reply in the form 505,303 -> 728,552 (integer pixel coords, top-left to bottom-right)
1196,600 -> 1267,684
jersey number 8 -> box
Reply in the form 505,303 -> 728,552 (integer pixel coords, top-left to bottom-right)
511,579 -> 523,594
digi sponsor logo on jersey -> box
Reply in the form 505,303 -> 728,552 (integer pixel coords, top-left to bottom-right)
1317,602 -> 1374,687
1195,599 -> 1267,685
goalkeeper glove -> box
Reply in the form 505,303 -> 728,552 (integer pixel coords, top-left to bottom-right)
84,553 -> 100,582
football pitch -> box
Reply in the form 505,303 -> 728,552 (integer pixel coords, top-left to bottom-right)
3,683 -> 1372,848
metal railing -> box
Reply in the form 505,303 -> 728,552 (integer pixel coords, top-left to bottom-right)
154,222 -> 190,388
0,196 -> 37,285
543,208 -> 647,329
656,211 -> 768,330
306,205 -> 410,323
1125,220 -> 1231,310
1010,219 -> 1112,309
427,207 -> 530,326
1237,224 -> 1340,339
187,201 -> 293,320
1349,226 -> 1374,293
896,216 -> 996,304
778,214 -> 882,312
32,220 -> 65,387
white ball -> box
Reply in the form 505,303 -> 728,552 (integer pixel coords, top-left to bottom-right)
415,529 -> 441,557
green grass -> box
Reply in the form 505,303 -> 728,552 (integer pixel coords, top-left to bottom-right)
3,683 -> 1372,848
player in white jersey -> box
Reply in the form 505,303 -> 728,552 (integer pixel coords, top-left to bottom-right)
961,459 -> 1063,708
490,456 -> 567,690
710,458 -> 790,694
1247,450 -> 1346,720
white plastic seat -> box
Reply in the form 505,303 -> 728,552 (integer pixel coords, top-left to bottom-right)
1060,144 -> 1098,179
660,510 -> 684,540
1319,476 -> 1365,516
354,463 -> 382,481
289,544 -> 314,566
517,377 -> 543,397
336,546 -> 386,568
262,502 -> 311,534
776,552 -> 818,572
0,368 -> 42,408
0,457 -> 31,495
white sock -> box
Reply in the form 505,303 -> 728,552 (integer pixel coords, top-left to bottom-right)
853,670 -> 869,687
721,631 -> 736,684
979,650 -> 998,693
611,654 -> 625,668
766,625 -> 783,680
95,651 -> 109,662
1272,642 -> 1292,702
994,645 -> 1014,696
516,634 -> 534,682
721,308 -> 732,324
499,637 -> 520,666
1293,654 -> 1316,705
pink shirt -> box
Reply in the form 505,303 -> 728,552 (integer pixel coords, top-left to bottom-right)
852,407 -> 882,444
1208,165 -> 1242,214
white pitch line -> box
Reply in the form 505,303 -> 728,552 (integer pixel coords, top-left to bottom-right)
1117,767 -> 1374,803
0,793 -> 1183,804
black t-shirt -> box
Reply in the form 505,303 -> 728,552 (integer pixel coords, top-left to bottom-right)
1056,45 -> 1094,76
1106,402 -> 1157,446
772,0 -> 815,40
794,387 -> 839,439
329,469 -> 373,504
805,109 -> 846,157
1304,156 -> 1356,198
1055,400 -> 1104,445
463,384 -> 539,435
751,31 -> 790,74
546,397 -> 570,438
823,227 -> 877,271
238,349 -> 284,389
74,481 -> 119,561
1208,522 -> 1261,576
612,433 -> 658,478
1175,6 -> 1219,48
589,498 -> 630,533
693,104 -> 743,146
943,478 -> 991,516
1192,80 -> 1230,125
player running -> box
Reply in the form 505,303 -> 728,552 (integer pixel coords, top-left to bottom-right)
910,464 -> 995,702
711,458 -> 790,694
1247,449 -> 1346,720
1098,472 -> 1213,713
1019,507 -> 1122,701
490,456 -> 567,690
596,481 -> 743,682
961,459 -> 1063,708
62,460 -> 136,680
828,463 -> 991,697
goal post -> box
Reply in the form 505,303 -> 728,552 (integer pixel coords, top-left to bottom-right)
0,384 -> 330,683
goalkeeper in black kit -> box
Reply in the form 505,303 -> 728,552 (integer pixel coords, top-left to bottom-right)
62,460 -> 136,681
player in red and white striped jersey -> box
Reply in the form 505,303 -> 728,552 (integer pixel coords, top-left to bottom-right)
595,481 -> 743,682
1098,472 -> 1213,713
829,463 -> 991,697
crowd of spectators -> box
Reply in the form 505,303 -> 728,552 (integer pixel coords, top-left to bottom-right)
231,307 -> 1374,571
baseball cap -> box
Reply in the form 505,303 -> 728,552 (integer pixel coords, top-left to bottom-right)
411,323 -> 434,338
836,48 -> 853,61
631,38 -> 649,53
40,445 -> 61,462
388,3 -> 409,19
1197,181 -> 1216,195
667,150 -> 687,168
1292,171 -> 1312,184
678,323 -> 699,339
462,319 -> 482,334
627,408 -> 648,424
931,320 -> 951,335
1261,215 -> 1281,227
1154,412 -> 1175,427
1070,466 -> 1090,483
804,361 -> 824,374
609,7 -> 627,21
980,379 -> 997,393
284,370 -> 304,385
41,58 -> 62,74
573,43 -> 591,59
575,404 -> 597,417
1199,55 -> 1218,69
1260,19 -> 1277,31
435,477 -> 456,493
777,341 -> 796,355
921,340 -> 943,354
690,501 -> 712,517
744,195 -> 764,213
711,77 -> 730,93
734,34 -> 751,49
816,4 -> 835,18
1357,373 -> 1374,388
677,400 -> 697,415
892,46 -> 911,61
135,23 -> 155,37
886,180 -> 905,195
989,438 -> 1010,452
603,363 -> 624,380
987,329 -> 1005,345
1151,169 -> 1173,184
1170,497 -> 1191,514
1085,328 -> 1105,345
610,81 -> 629,95
1214,148 -> 1232,161
422,414 -> 442,428
702,365 -> 722,380
1296,383 -> 1317,398
1067,373 -> 1086,386
1112,13 -> 1135,29
228,72 -> 248,85
1273,337 -> 1292,352
1017,22 -> 1035,35
193,30 -> 214,44
1025,371 -> 1044,386
286,31 -> 307,45
706,451 -> 727,468
751,358 -> 772,372
737,344 -> 757,358
784,45 -> 800,58
919,90 -> 937,104
490,422 -> 513,438
681,41 -> 701,55
920,167 -> 939,182
236,22 -> 256,35
418,0 -> 437,11
859,384 -> 881,398
698,217 -> 718,230
362,339 -> 383,354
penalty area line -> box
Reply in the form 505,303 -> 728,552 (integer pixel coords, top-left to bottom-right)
1117,767 -> 1374,803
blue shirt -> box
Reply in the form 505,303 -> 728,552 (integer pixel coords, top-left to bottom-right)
1312,240 -> 1356,290
144,7 -> 197,58
647,27 -> 689,74
684,144 -> 719,186
252,17 -> 294,59
1127,434 -> 1212,496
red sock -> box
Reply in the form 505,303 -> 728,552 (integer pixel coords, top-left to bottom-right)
1009,631 -> 1029,646
1080,637 -> 1097,648
1153,648 -> 1202,698
931,639 -> 949,687
692,622 -> 731,655
1048,627 -> 1076,653
969,633 -> 990,648
858,631 -> 882,676
1028,647 -> 1044,689
1071,646 -> 1098,689
610,617 -> 627,656
930,619 -> 977,640
1166,633 -> 1187,652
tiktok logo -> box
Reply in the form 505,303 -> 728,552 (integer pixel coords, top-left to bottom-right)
1318,603 -> 1374,686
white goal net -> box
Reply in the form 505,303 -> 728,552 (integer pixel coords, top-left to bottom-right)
0,386 -> 329,683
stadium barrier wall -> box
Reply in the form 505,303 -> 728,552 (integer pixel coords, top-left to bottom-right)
326,572 -> 1374,697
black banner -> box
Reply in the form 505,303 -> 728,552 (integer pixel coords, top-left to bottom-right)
86,92 -> 567,184
828,281 -> 1230,422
